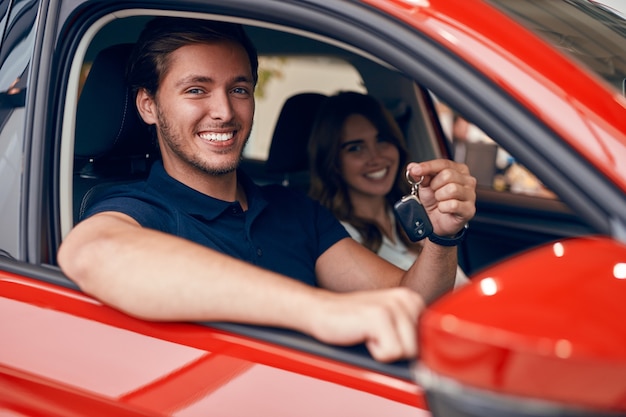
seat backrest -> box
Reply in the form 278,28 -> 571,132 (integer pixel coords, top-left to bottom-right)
264,92 -> 327,191
73,43 -> 158,223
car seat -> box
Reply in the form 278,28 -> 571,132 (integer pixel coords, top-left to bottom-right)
264,92 -> 327,192
73,43 -> 158,224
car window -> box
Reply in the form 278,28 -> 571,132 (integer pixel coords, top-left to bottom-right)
433,97 -> 557,200
244,55 -> 366,161
60,7 -> 596,270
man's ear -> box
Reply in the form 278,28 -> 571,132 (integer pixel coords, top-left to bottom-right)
136,88 -> 158,125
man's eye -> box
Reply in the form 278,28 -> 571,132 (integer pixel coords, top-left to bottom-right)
232,87 -> 250,95
186,88 -> 204,95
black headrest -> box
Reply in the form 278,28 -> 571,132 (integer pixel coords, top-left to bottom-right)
265,92 -> 327,173
75,43 -> 153,159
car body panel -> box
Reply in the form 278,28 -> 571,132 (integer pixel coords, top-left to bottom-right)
0,272 -> 426,415
419,235 -> 626,412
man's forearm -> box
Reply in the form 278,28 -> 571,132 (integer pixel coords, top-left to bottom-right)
58,213 -> 323,330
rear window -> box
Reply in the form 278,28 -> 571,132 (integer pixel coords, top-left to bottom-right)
245,55 -> 365,160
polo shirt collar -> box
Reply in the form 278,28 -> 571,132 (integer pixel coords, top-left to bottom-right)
146,161 -> 268,220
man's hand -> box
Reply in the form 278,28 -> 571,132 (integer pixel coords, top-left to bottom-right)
309,287 -> 425,362
406,160 -> 476,237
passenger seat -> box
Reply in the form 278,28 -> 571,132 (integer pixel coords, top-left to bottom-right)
263,92 -> 327,193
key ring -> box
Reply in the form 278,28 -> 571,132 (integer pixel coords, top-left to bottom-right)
405,170 -> 424,195
405,170 -> 424,186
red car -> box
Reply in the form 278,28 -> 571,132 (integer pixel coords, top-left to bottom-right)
1,0 -> 625,415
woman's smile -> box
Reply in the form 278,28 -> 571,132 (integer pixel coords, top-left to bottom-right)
364,167 -> 389,180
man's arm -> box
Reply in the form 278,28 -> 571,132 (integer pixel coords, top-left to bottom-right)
316,159 -> 476,304
58,211 -> 424,362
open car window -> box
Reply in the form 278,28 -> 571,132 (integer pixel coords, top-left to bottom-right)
61,9 -> 593,267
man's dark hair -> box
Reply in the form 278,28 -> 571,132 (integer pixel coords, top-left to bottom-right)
127,17 -> 259,97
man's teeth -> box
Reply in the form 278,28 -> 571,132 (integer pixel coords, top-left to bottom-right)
365,168 -> 388,180
200,132 -> 234,141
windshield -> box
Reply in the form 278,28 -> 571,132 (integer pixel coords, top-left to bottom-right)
488,0 -> 626,95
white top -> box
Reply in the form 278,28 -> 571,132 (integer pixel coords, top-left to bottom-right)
341,214 -> 469,288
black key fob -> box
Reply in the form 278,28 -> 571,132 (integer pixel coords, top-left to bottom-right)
393,194 -> 433,242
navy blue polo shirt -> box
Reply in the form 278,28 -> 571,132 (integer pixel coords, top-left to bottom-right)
82,161 -> 349,287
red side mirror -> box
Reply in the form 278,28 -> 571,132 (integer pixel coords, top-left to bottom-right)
416,236 -> 626,416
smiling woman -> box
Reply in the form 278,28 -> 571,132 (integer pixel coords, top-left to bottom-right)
308,91 -> 469,287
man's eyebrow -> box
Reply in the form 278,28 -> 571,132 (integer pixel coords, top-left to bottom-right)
233,75 -> 254,84
175,74 -> 253,88
175,75 -> 213,88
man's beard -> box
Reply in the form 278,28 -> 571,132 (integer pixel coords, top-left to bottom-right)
156,107 -> 249,176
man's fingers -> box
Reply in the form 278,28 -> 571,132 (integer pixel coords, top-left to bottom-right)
365,289 -> 423,362
312,288 -> 424,363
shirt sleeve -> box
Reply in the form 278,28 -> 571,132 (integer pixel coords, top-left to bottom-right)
80,183 -> 175,233
314,202 -> 350,256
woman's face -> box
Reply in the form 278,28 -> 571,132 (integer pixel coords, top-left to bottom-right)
338,113 -> 400,200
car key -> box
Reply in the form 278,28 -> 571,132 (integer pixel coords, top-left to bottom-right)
393,171 -> 433,242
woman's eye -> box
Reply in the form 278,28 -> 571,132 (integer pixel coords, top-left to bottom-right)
346,144 -> 363,153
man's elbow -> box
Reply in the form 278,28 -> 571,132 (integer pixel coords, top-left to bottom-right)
58,227 -> 101,290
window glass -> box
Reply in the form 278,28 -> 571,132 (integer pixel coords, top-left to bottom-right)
434,99 -> 557,199
244,55 -> 365,160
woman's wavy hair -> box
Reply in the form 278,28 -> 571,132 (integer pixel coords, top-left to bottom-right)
308,91 -> 413,252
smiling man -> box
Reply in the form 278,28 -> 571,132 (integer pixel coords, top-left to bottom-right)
58,17 -> 477,363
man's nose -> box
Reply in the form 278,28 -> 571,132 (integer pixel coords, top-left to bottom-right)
208,90 -> 234,121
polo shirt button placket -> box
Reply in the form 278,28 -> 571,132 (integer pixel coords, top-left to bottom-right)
256,248 -> 263,257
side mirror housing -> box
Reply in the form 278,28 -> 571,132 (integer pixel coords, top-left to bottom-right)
416,236 -> 626,416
